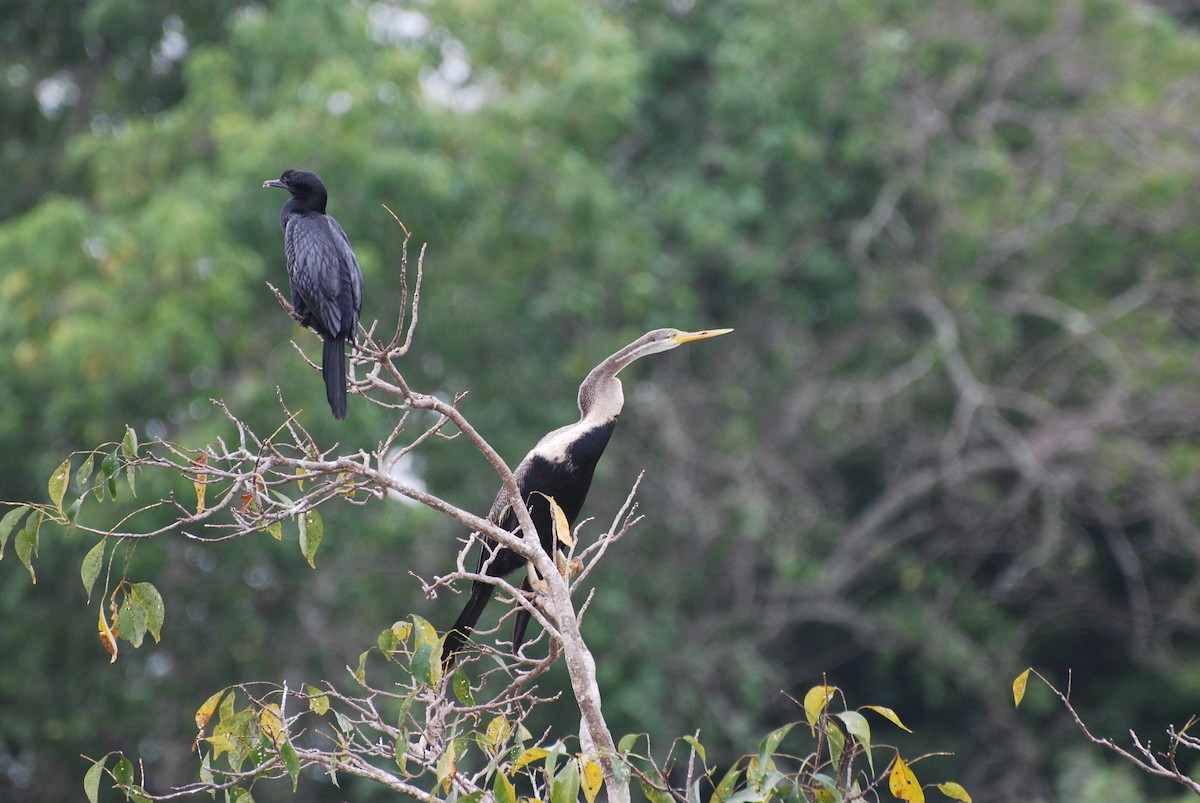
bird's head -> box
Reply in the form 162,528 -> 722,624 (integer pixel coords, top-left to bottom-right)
263,169 -> 328,212
626,327 -> 735,361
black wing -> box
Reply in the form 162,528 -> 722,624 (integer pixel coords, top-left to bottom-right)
283,213 -> 362,340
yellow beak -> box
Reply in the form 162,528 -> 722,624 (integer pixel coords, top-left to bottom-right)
671,328 -> 734,344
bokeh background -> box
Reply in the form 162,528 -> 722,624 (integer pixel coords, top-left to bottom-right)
3,0 -> 1200,800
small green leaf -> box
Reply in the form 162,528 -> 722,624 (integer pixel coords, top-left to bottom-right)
81,539 -> 106,602
121,426 -> 139,459
711,764 -> 741,803
550,757 -> 580,803
355,649 -> 370,684
0,505 -> 29,561
280,737 -> 300,791
681,734 -> 707,766
494,771 -> 517,803
15,510 -> 42,584
113,756 -> 134,785
48,456 -> 71,513
410,614 -> 438,646
118,591 -> 148,647
84,755 -> 107,803
131,582 -> 164,642
757,722 -> 795,769
101,450 -> 119,502
638,777 -> 674,803
267,520 -> 283,541
836,711 -> 872,773
826,719 -> 845,767
306,684 -> 329,715
298,509 -> 323,568
617,733 -> 645,754
76,453 -> 95,490
1013,669 -> 1031,708
935,781 -> 972,802
410,640 -> 440,687
453,668 -> 474,705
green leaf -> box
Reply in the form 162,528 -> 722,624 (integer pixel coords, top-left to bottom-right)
617,733 -> 645,754
1013,669 -> 1031,708
15,510 -> 41,584
355,649 -> 370,684
681,734 -> 707,766
836,711 -> 872,773
0,505 -> 29,561
280,737 -> 300,791
410,639 -> 440,687
48,456 -> 71,513
118,591 -> 148,647
935,782 -> 972,802
410,613 -> 438,646
130,582 -> 164,642
84,755 -> 107,803
710,764 -> 741,803
638,777 -> 674,803
121,426 -> 139,459
453,668 -> 474,705
81,539 -> 106,602
494,771 -> 517,803
113,756 -> 134,785
826,720 -> 845,767
435,737 -> 457,791
757,722 -> 795,769
101,450 -> 119,502
298,508 -> 323,568
267,519 -> 283,541
76,453 -> 95,490
550,757 -> 580,803
306,685 -> 330,715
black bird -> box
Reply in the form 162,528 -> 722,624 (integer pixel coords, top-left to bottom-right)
263,169 -> 364,420
443,327 -> 732,664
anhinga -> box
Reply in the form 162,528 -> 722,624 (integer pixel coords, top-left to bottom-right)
263,169 -> 364,420
443,327 -> 732,663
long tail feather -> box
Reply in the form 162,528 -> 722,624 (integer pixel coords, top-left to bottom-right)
323,336 -> 347,420
442,580 -> 495,666
511,577 -> 534,654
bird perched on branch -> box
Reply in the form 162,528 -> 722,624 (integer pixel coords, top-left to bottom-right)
443,327 -> 733,664
263,169 -> 363,420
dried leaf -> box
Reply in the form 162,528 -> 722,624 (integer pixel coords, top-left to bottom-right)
98,608 -> 118,664
193,454 -> 208,514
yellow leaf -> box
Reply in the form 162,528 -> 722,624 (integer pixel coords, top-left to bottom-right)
863,705 -> 914,733
581,758 -> 604,803
1013,669 -> 1031,708
935,781 -> 972,802
260,703 -> 284,745
98,608 -> 118,664
48,456 -> 70,513
889,755 -> 924,803
803,685 -> 837,727
535,492 -> 573,549
195,689 -> 226,731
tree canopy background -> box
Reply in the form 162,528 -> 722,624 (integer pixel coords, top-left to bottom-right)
2,0 -> 1200,800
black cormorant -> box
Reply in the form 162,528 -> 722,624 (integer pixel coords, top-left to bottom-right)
263,169 -> 364,420
443,327 -> 732,663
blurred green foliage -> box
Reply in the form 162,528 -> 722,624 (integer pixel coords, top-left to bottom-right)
3,0 -> 1200,800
